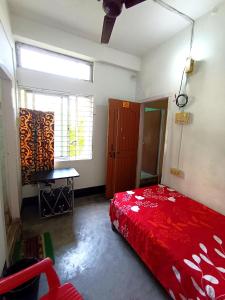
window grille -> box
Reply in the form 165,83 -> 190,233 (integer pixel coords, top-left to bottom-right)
19,89 -> 94,161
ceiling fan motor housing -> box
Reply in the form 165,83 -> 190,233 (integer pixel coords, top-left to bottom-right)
103,0 -> 123,18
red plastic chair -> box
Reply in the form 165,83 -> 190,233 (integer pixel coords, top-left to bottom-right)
0,258 -> 83,300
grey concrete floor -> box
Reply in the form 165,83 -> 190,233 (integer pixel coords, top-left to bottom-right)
22,194 -> 169,300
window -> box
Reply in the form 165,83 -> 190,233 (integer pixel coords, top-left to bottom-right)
19,89 -> 94,161
16,43 -> 93,81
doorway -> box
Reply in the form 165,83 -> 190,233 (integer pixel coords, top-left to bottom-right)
138,98 -> 168,187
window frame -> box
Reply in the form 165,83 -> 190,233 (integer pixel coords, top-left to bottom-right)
18,87 -> 94,162
16,42 -> 94,82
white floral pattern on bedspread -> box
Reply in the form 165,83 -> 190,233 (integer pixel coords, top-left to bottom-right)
170,236 -> 225,300
109,185 -> 225,299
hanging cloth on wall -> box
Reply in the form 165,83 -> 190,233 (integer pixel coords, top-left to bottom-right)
19,108 -> 54,185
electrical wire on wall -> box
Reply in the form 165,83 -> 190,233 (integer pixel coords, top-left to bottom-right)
153,0 -> 195,169
176,20 -> 195,169
153,0 -> 195,108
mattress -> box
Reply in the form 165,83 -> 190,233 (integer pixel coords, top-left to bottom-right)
109,184 -> 225,299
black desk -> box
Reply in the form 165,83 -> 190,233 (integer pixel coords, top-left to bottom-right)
33,168 -> 80,219
33,168 -> 79,182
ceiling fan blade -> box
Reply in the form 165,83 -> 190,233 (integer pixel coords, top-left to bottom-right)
124,0 -> 146,9
101,15 -> 116,44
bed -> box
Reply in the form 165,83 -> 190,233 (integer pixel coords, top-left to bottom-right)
109,184 -> 225,299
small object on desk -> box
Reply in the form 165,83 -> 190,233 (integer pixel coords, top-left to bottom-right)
32,168 -> 80,219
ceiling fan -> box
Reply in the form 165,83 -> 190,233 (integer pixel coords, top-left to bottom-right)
98,0 -> 146,44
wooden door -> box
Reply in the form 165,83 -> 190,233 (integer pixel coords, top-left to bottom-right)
106,99 -> 140,199
142,110 -> 161,175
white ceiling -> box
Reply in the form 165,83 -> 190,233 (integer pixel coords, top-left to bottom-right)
8,0 -> 224,56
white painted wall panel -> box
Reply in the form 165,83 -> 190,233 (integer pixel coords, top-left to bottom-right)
0,23 -> 13,77
0,78 -> 7,272
11,14 -> 141,72
136,3 -> 225,214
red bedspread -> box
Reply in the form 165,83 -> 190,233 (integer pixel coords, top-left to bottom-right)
109,185 -> 225,299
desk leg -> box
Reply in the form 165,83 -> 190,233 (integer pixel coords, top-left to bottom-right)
67,177 -> 74,214
72,177 -> 74,213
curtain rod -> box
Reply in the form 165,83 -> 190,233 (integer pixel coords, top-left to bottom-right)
152,0 -> 195,171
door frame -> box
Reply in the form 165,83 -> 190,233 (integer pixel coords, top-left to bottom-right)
136,97 -> 169,187
0,64 -> 21,219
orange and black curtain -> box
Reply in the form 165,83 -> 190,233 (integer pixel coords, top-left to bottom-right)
19,108 -> 54,185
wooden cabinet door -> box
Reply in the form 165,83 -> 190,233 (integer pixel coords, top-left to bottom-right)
106,99 -> 140,199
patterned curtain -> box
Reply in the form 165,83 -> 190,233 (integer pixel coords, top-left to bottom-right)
19,108 -> 54,185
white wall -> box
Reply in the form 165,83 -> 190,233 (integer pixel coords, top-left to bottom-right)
0,0 -> 20,272
0,78 -> 7,273
18,63 -> 137,198
136,2 -> 225,214
11,14 -> 141,72
0,0 -> 21,218
0,0 -> 14,75
0,171 -> 7,273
